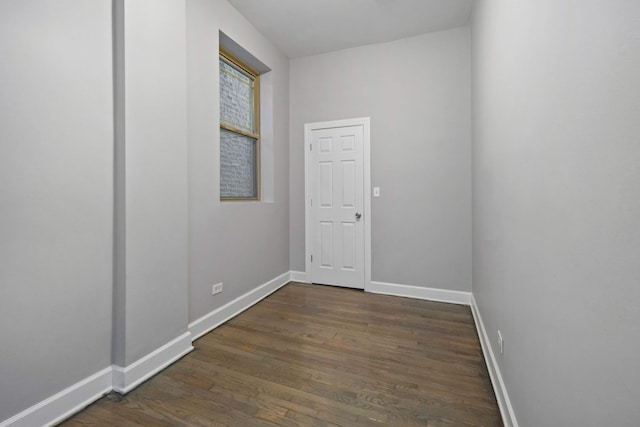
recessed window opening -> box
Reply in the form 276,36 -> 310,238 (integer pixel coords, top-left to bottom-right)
219,49 -> 260,200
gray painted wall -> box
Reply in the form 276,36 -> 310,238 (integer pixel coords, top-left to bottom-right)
0,0 -> 113,419
12,1 -> 639,424
0,0 -> 289,422
472,0 -> 640,425
289,28 -> 472,291
186,0 -> 290,323
114,0 -> 190,367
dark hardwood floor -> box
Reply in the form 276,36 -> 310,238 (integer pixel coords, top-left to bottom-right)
60,283 -> 502,426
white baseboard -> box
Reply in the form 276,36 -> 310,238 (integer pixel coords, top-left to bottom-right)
0,366 -> 112,427
112,331 -> 193,394
369,281 -> 472,305
3,274 -> 513,427
189,271 -> 290,341
470,295 -> 519,427
289,270 -> 309,283
2,273 -> 294,426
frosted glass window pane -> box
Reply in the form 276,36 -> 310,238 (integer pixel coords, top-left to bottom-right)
220,128 -> 258,198
220,59 -> 254,134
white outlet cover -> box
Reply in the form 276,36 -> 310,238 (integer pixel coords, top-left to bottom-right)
373,187 -> 380,197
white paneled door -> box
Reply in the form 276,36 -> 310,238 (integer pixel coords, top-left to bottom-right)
308,123 -> 365,289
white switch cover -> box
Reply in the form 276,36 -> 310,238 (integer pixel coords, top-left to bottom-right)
373,187 -> 380,197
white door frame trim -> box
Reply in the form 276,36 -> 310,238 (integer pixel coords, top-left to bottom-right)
304,117 -> 371,291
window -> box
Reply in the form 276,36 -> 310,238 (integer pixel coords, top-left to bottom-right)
219,49 -> 260,200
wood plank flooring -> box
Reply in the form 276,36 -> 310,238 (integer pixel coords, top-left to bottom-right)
60,283 -> 502,426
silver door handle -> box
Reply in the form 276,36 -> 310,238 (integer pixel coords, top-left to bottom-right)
355,212 -> 362,220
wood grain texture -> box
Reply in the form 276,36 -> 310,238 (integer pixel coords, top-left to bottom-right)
60,283 -> 502,426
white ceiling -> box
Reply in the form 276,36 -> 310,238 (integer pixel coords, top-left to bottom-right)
227,0 -> 474,58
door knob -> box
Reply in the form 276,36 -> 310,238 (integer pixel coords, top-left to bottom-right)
355,212 -> 362,220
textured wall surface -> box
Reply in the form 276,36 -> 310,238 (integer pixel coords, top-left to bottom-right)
220,59 -> 254,133
220,129 -> 257,198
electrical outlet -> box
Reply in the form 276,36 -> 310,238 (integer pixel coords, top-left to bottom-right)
497,330 -> 504,355
373,187 -> 380,197
212,283 -> 223,295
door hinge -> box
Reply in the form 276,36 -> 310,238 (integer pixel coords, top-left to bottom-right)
311,254 -> 313,263
309,144 -> 312,151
